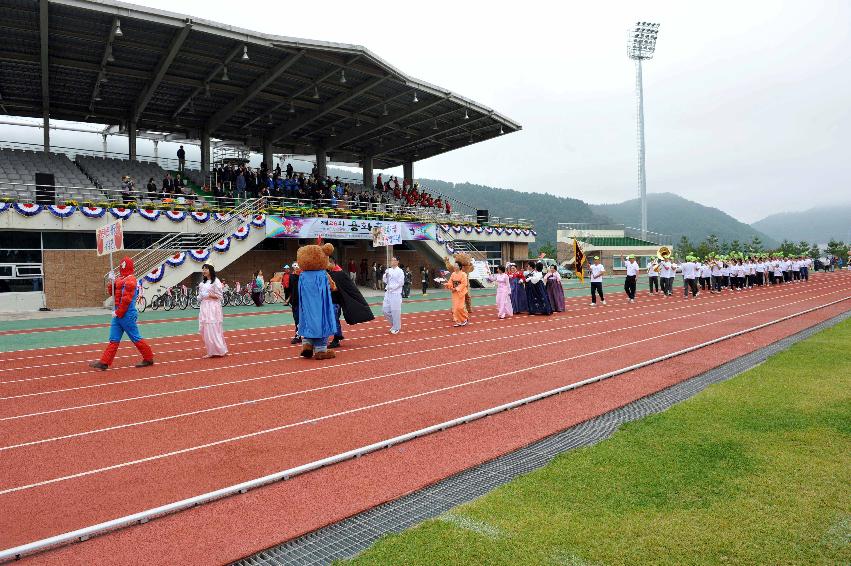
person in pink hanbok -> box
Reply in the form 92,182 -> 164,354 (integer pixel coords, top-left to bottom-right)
487,264 -> 514,319
198,264 -> 228,358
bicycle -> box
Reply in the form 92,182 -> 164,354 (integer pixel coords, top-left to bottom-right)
136,282 -> 148,313
149,285 -> 168,310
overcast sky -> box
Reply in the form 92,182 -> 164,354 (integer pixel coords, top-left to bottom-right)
4,0 -> 850,223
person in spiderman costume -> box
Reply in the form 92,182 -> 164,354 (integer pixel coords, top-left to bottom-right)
89,256 -> 155,370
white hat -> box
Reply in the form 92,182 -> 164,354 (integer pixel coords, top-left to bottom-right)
292,262 -> 299,269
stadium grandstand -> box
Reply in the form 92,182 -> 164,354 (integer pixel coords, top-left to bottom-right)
0,0 -> 533,312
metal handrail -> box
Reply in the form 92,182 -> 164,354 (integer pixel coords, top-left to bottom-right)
0,182 -> 534,229
116,198 -> 268,281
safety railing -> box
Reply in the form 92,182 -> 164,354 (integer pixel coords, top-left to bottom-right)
114,197 -> 268,283
0,182 -> 534,229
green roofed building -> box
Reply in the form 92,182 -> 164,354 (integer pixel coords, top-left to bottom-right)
557,223 -> 672,273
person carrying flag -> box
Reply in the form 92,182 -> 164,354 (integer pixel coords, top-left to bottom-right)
89,256 -> 154,370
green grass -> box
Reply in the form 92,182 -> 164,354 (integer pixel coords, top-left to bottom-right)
342,318 -> 851,566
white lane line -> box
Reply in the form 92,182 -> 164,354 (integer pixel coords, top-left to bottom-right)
1,281 -> 825,408
0,305 -> 504,382
1,285 -> 844,450
0,303 -> 497,372
2,292 -> 847,497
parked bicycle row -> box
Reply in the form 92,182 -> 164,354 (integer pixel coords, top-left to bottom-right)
136,281 -> 285,312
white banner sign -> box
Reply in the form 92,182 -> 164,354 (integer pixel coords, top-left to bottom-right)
96,219 -> 124,257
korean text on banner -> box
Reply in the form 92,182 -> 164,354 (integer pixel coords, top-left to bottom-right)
96,219 -> 124,257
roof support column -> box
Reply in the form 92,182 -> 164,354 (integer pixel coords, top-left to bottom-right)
316,148 -> 327,178
39,0 -> 50,154
362,155 -> 373,190
128,120 -> 137,162
403,160 -> 414,185
262,137 -> 273,172
200,129 -> 211,180
101,134 -> 107,158
42,111 -> 50,154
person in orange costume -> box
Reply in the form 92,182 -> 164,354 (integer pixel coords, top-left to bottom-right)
444,260 -> 469,327
89,256 -> 155,370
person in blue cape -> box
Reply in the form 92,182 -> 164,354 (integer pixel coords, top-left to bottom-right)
296,242 -> 338,360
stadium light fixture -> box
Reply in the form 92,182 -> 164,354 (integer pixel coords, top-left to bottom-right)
267,113 -> 272,125
204,83 -> 211,98
432,119 -> 439,130
114,19 -> 123,38
627,20 -> 660,239
340,69 -> 347,84
382,103 -> 388,116
100,76 -> 108,84
499,125 -> 504,135
330,126 -> 337,137
188,100 -> 195,114
106,46 -> 114,63
464,108 -> 469,120
413,91 -> 419,103
312,86 -> 320,99
289,100 -> 296,113
221,66 -> 229,81
468,133 -> 473,142
242,45 -> 249,60
355,115 -> 361,127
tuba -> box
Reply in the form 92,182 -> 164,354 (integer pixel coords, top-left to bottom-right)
657,246 -> 672,260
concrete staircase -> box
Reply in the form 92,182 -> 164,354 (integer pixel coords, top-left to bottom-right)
112,198 -> 268,303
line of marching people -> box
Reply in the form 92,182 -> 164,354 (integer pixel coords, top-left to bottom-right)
611,252 -> 815,305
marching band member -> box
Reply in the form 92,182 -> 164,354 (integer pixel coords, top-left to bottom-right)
660,255 -> 675,297
648,257 -> 661,295
589,256 -> 606,306
681,255 -> 699,299
621,254 -> 639,303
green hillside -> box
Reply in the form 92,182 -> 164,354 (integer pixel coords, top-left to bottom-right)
752,205 -> 851,245
591,193 -> 778,247
415,178 -> 605,251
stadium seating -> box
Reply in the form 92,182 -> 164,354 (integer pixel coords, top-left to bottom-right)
0,148 -> 99,202
75,155 -> 168,197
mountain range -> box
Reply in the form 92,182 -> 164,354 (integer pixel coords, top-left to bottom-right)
751,205 -> 851,245
411,181 -> 777,250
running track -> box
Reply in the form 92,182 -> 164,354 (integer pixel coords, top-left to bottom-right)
1,272 -> 849,564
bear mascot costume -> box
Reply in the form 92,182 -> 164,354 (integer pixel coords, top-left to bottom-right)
295,242 -> 338,360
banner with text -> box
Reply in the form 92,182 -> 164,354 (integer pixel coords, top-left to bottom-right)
96,219 -> 124,257
266,216 -> 436,241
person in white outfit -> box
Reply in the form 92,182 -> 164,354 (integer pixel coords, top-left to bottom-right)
382,256 -> 404,334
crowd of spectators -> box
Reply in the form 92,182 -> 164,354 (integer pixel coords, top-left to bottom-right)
117,172 -> 193,203
202,161 -> 454,216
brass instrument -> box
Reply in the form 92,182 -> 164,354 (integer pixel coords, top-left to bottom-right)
657,246 -> 672,260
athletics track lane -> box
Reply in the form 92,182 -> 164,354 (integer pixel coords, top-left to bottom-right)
1,272 -> 849,563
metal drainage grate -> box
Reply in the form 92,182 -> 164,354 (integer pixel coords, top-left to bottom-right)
233,310 -> 851,566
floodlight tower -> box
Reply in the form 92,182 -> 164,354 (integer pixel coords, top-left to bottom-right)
627,21 -> 660,239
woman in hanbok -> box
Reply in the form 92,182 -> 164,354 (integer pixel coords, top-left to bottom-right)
487,265 -> 513,319
198,264 -> 228,358
543,265 -> 565,312
525,262 -> 553,316
507,263 -> 528,313
444,261 -> 469,326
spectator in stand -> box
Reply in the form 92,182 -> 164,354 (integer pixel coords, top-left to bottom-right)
162,173 -> 174,197
286,162 -> 294,178
177,145 -> 186,173
146,177 -> 158,201
375,173 -> 383,193
235,168 -> 246,201
213,180 -> 226,209
119,176 -> 134,203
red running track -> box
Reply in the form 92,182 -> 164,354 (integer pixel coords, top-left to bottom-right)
1,272 -> 849,565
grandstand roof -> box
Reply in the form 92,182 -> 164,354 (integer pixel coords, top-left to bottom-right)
0,0 -> 521,169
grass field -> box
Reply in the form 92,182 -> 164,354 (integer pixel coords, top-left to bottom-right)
343,318 -> 851,566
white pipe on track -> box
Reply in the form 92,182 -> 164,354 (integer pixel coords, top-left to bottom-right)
1,294 -> 848,562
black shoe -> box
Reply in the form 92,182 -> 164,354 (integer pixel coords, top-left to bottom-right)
290,336 -> 302,345
135,360 -> 154,368
89,361 -> 108,371
328,338 -> 341,349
